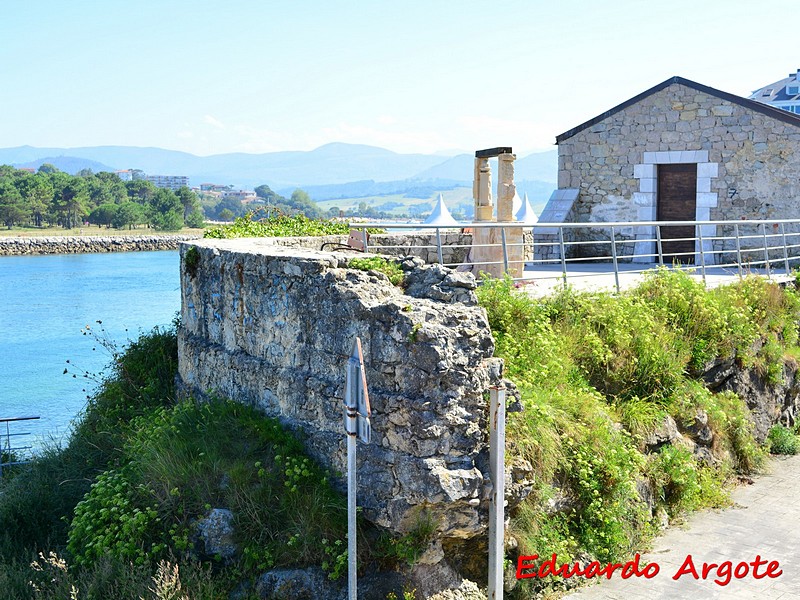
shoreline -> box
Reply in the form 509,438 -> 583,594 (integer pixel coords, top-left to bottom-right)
0,233 -> 203,256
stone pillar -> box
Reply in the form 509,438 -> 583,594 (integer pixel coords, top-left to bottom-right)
470,149 -> 523,278
496,153 -> 516,223
474,157 -> 494,222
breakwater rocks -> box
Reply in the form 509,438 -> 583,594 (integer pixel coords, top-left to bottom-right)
0,234 -> 203,256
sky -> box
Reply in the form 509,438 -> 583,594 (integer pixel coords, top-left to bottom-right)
1,0 -> 797,157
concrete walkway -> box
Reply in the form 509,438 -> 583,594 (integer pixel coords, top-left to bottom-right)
563,454 -> 800,599
521,263 -> 793,297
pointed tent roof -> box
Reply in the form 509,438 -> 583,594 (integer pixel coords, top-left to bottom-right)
556,76 -> 800,144
511,190 -> 522,216
515,192 -> 538,224
424,193 -> 458,226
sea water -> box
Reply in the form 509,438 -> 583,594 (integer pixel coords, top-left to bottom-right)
0,250 -> 181,451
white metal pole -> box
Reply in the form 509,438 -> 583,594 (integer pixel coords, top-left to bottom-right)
488,386 -> 506,599
347,426 -> 357,600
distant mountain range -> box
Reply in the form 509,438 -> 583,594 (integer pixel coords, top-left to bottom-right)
0,143 -> 558,201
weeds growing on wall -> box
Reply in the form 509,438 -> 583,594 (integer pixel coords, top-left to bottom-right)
204,212 -> 358,239
477,269 -> 800,598
348,256 -> 406,286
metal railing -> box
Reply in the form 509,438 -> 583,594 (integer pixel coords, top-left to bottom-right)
354,218 -> 800,293
0,416 -> 39,477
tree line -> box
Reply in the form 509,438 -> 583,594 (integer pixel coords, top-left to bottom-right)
0,164 -> 204,231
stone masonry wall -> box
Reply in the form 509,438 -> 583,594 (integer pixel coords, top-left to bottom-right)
0,234 -> 202,255
557,82 -> 800,260
248,230 -> 472,267
178,238 -> 502,542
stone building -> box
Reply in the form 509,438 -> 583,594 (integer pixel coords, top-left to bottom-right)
537,76 -> 800,263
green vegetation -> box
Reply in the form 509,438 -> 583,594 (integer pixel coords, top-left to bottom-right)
477,269 -> 800,598
201,185 -> 322,221
4,265 -> 800,599
767,424 -> 799,455
348,256 -> 405,286
204,212 -> 352,239
0,165 -> 203,231
0,325 -> 356,599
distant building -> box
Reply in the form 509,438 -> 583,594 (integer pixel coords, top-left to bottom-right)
200,183 -> 231,192
115,169 -> 133,181
749,69 -> 800,114
145,174 -> 190,191
222,189 -> 257,203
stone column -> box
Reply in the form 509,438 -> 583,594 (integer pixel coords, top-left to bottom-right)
474,157 -> 494,222
496,153 -> 516,222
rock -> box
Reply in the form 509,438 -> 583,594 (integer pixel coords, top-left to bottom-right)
643,415 -> 681,450
255,567 -> 340,600
428,579 -> 486,600
194,508 -> 237,563
682,410 -> 714,446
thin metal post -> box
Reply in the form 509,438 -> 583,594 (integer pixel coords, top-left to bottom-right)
361,227 -> 369,254
558,228 -> 568,289
436,228 -> 444,265
347,429 -> 357,600
656,225 -> 664,267
697,225 -> 707,285
500,228 -> 509,275
734,223 -> 743,279
610,226 -> 620,294
781,223 -> 790,276
488,386 -> 506,600
762,223 -> 771,279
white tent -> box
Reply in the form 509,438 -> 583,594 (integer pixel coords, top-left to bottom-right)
515,192 -> 538,224
424,193 -> 459,226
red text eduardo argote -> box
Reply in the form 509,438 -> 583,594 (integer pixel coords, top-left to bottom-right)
517,553 -> 782,586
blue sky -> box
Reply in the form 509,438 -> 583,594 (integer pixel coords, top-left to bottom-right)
1,0 -> 796,156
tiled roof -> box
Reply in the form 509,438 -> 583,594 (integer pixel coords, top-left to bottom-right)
556,76 -> 800,144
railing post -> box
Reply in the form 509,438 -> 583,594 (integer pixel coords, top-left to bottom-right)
762,222 -> 771,279
656,224 -> 664,267
610,226 -> 620,293
734,223 -> 743,279
436,228 -> 444,265
488,386 -> 506,600
500,227 -> 509,275
780,222 -> 790,276
361,227 -> 369,254
558,228 -> 568,289
697,224 -> 707,286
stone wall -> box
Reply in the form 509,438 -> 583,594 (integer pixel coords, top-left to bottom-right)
243,230 -> 473,267
0,234 -> 202,255
557,81 -> 800,260
178,239 -> 502,543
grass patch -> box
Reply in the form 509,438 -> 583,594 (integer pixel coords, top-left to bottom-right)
348,255 -> 405,286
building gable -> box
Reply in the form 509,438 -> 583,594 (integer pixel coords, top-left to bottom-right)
557,76 -> 800,144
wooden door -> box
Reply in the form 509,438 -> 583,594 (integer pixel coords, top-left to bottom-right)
657,163 -> 697,264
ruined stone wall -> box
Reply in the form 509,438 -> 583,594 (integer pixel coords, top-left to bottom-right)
248,231 -> 472,267
557,82 -> 800,259
178,239 -> 501,542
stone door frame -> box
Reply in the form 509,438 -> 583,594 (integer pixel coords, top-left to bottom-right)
632,150 -> 719,264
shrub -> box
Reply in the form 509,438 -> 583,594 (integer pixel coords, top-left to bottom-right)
204,213 -> 352,239
767,424 -> 799,455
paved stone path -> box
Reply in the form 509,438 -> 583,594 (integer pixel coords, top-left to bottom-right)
563,454 -> 800,599
522,263 -> 793,297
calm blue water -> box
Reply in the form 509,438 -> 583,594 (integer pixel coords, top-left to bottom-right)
0,251 -> 181,451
